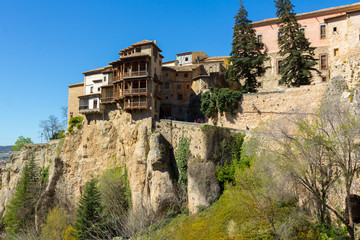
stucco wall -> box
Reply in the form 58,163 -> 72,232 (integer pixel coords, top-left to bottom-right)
68,83 -> 84,123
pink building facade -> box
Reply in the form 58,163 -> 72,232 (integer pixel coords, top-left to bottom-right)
252,2 -> 360,91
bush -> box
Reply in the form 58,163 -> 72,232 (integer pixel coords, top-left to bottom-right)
216,133 -> 247,189
50,130 -> 65,140
68,117 -> 83,133
41,207 -> 69,240
98,167 -> 131,216
12,136 -> 33,151
175,135 -> 190,190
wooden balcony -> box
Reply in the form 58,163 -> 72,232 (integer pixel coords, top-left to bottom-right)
113,71 -> 148,82
79,105 -> 100,114
124,101 -> 148,110
113,88 -> 148,100
101,96 -> 114,103
124,88 -> 148,96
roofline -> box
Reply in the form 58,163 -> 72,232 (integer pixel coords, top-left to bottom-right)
176,51 -> 205,56
252,2 -> 360,27
163,60 -> 177,64
119,41 -> 162,53
82,66 -> 112,75
68,82 -> 84,88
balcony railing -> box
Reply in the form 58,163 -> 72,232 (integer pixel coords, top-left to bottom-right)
79,105 -> 89,110
113,71 -> 148,81
123,70 -> 148,78
124,88 -> 148,96
101,97 -> 114,103
124,101 -> 148,110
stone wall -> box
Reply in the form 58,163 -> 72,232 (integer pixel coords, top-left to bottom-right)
216,83 -> 327,130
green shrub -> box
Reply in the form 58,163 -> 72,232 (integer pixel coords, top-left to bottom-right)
41,166 -> 50,185
41,207 -> 69,240
175,135 -> 190,190
50,130 -> 65,140
68,117 -> 84,133
98,167 -> 132,215
12,136 -> 33,151
216,133 -> 248,189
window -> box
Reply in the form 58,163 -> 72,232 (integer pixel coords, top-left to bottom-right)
277,60 -> 283,74
257,34 -> 263,44
97,87 -> 100,92
258,82 -> 262,88
184,73 -> 188,78
319,54 -> 327,70
321,76 -> 327,82
165,83 -> 169,89
165,96 -> 169,100
165,73 -> 168,77
104,76 -> 107,82
187,84 -> 190,89
333,27 -> 337,32
320,24 -> 326,39
176,73 -> 178,76
136,47 -> 141,53
93,99 -> 98,109
177,84 -> 181,89
177,94 -> 183,100
185,57 -> 188,61
334,48 -> 339,56
90,86 -> 94,93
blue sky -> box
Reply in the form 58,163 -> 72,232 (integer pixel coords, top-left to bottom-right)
0,0 -> 358,145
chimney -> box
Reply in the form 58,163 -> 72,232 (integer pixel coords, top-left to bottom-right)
154,40 -> 157,45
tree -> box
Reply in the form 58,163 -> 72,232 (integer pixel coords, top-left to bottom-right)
200,88 -> 243,118
39,115 -> 61,141
271,100 -> 360,240
12,136 -> 33,151
226,0 -> 268,92
2,155 -> 41,236
275,0 -> 319,87
73,178 -> 104,240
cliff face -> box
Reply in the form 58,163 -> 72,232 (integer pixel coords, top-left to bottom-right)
0,109 -> 222,231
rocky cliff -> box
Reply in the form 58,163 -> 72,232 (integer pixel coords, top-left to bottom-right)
0,109 -> 222,231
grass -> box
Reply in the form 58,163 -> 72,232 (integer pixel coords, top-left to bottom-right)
151,189 -> 273,240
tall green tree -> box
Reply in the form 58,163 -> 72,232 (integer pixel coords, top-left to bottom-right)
275,0 -> 319,86
73,178 -> 104,240
226,1 -> 268,93
2,156 -> 41,236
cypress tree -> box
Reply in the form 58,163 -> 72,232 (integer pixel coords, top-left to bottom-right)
73,178 -> 104,240
226,0 -> 268,93
275,0 -> 319,86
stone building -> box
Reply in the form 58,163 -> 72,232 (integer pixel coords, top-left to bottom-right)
67,40 -> 163,124
161,52 -> 228,121
109,40 -> 163,120
67,82 -> 84,121
252,2 -> 360,91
